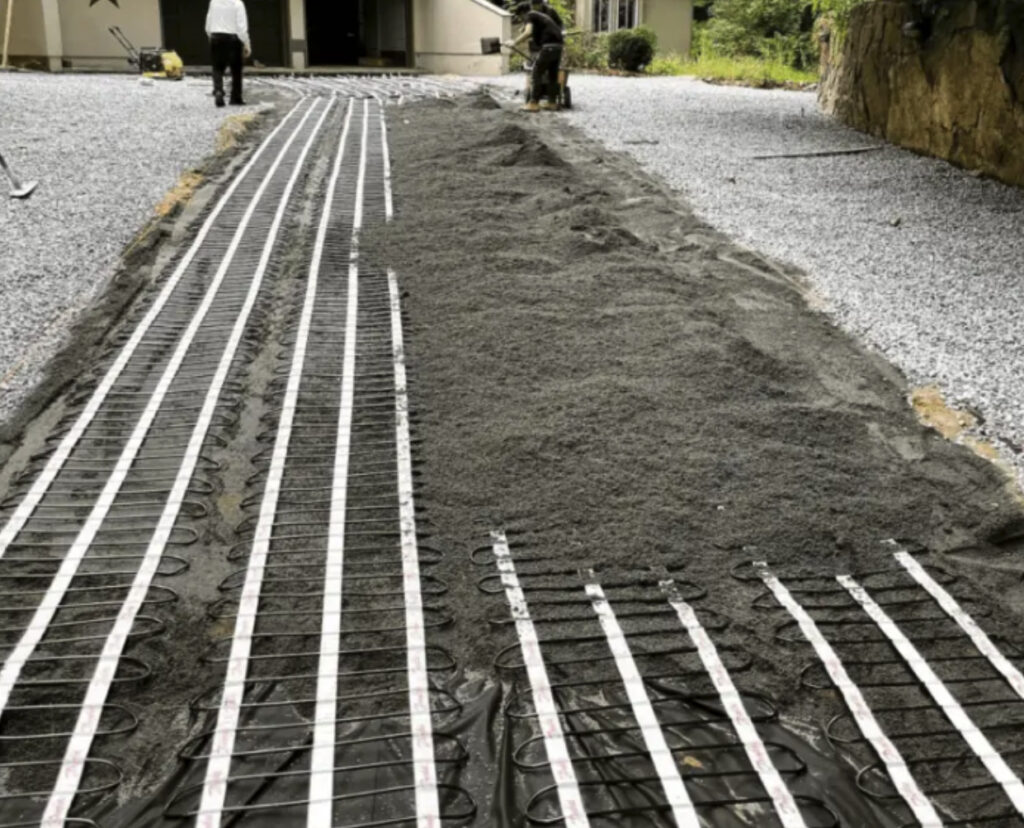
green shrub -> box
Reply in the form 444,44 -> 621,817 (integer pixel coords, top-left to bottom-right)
607,26 -> 657,72
562,31 -> 609,71
704,0 -> 817,70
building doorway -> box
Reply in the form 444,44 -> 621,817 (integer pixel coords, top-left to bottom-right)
160,0 -> 286,66
304,0 -> 411,67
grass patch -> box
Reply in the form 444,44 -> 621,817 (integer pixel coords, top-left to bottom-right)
216,112 -> 257,153
648,52 -> 818,87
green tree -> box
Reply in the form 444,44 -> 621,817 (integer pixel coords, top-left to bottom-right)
705,0 -> 816,69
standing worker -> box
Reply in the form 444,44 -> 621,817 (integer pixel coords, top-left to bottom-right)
205,0 -> 251,107
529,0 -> 562,28
506,2 -> 564,112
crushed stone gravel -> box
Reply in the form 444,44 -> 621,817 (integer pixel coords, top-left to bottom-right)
482,73 -> 1024,486
0,72 -> 259,422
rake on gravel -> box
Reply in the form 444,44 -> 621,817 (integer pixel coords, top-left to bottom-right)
0,150 -> 38,199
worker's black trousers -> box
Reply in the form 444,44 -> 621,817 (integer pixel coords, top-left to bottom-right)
531,44 -> 562,104
210,33 -> 243,104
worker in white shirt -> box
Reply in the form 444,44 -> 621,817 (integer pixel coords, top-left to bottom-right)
205,0 -> 251,107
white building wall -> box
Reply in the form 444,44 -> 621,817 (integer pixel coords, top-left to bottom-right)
59,0 -> 162,69
0,0 -> 48,66
413,0 -> 510,75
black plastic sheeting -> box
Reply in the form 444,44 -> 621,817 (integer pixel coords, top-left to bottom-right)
60,670 -> 909,827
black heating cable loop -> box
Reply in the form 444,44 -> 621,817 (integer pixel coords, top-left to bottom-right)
1,652 -> 153,679
164,781 -> 477,825
0,582 -> 179,605
773,611 -> 997,644
225,538 -> 438,562
249,441 -> 415,464
0,616 -> 165,649
199,619 -> 454,656
469,544 -> 535,567
486,602 -> 729,629
732,558 -> 947,588
237,490 -> 411,511
188,681 -> 462,716
493,634 -> 751,673
0,758 -> 122,801
206,597 -> 448,622
190,700 -> 465,744
67,382 -> 245,405
31,454 -> 222,472
40,432 -> 231,449
825,694 -> 1024,743
3,657 -> 149,687
5,480 -> 217,500
514,731 -> 809,774
0,554 -> 188,574
232,514 -> 411,535
799,655 -> 1012,690
0,613 -> 165,639
0,703 -> 138,740
3,527 -> 199,549
858,760 -> 1024,805
200,643 -> 456,671
214,578 -> 449,600
505,685 -> 775,725
524,779 -> 839,827
752,585 -> 967,612
203,610 -> 453,638
477,570 -> 706,598
0,499 -> 210,519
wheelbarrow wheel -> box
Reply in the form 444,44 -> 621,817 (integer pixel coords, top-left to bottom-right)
561,85 -> 572,110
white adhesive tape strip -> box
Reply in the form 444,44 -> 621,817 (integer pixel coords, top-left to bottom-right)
839,573 -> 1024,816
187,98 -> 348,828
755,563 -> 943,826
41,98 -> 337,828
894,550 -> 1024,700
0,98 -> 326,741
391,258 -> 441,827
0,99 -> 306,559
307,98 -> 363,827
584,577 -> 700,827
664,586 -> 806,827
491,531 -> 589,828
380,105 -> 393,222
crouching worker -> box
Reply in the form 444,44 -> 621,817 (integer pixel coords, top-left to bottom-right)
505,2 -> 564,112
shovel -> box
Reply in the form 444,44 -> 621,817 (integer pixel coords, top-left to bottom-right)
0,151 -> 37,199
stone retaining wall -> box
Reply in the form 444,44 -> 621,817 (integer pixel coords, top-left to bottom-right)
819,0 -> 1024,187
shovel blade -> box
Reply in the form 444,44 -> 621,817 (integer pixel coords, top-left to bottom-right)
10,180 -> 37,199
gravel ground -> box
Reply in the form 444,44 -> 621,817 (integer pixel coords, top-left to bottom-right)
483,73 -> 1024,485
0,72 -> 259,421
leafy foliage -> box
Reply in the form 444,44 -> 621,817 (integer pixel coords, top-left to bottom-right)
704,0 -> 817,70
648,51 -> 818,86
563,31 -> 610,70
607,26 -> 657,72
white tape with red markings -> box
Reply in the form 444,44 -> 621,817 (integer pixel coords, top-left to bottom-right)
491,531 -> 589,828
583,576 -> 700,828
755,563 -> 943,826
391,261 -> 441,827
42,97 -> 336,828
839,573 -> 1024,816
184,96 -> 347,828
0,99 -> 307,560
0,97 -> 326,753
306,98 -> 364,826
894,549 -> 1024,700
663,584 -> 806,827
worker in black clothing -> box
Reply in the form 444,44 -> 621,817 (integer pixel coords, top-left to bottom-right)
506,2 -> 564,112
530,0 -> 562,29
